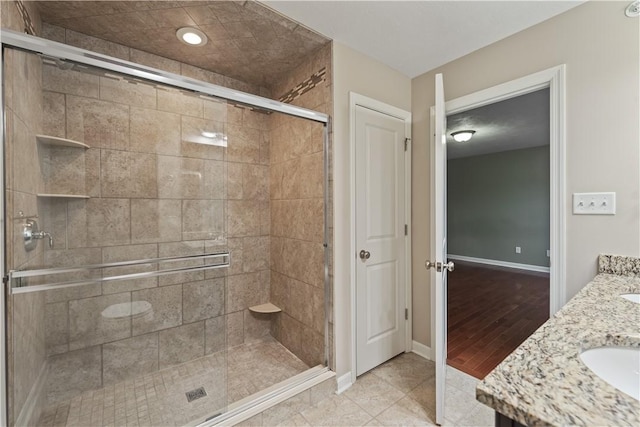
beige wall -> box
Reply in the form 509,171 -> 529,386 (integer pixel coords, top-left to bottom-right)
411,1 -> 640,347
332,42 -> 412,377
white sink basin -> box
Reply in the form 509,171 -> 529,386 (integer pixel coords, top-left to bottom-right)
579,346 -> 640,401
621,293 -> 640,303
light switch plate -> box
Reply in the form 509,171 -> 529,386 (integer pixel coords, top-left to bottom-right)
573,192 -> 616,215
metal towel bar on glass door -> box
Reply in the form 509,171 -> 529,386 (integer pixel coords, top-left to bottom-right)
8,252 -> 230,294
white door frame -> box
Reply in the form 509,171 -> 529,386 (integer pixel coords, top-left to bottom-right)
350,92 -> 412,386
430,65 -> 567,353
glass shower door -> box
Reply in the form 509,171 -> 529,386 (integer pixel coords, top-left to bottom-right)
4,46 -> 231,427
3,26 -> 332,426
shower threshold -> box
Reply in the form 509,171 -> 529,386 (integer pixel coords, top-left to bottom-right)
38,337 -> 310,427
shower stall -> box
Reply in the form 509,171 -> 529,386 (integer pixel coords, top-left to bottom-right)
1,29 -> 330,427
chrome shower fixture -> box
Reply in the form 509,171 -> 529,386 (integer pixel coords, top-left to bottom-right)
23,218 -> 53,251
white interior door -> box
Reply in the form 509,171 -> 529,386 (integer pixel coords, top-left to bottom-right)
433,73 -> 451,425
355,105 -> 406,376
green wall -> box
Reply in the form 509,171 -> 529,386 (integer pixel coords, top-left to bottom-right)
447,146 -> 550,267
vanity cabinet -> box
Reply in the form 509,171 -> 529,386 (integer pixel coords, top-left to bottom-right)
495,412 -> 527,427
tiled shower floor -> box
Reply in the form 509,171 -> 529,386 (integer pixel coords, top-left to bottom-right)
38,337 -> 309,427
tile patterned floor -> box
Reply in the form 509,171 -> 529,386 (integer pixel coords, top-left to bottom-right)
39,348 -> 493,427
238,352 -> 494,426
38,337 -> 309,427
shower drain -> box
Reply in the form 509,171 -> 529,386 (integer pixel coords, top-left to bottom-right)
185,387 -> 207,402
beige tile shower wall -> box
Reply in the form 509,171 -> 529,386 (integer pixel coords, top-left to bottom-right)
1,2 -> 46,426
269,44 -> 333,368
34,25 -> 273,403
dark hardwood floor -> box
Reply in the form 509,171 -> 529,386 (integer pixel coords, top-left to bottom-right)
447,261 -> 549,379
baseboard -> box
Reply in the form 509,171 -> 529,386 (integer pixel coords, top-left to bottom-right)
335,372 -> 353,394
15,360 -> 48,427
411,341 -> 433,361
447,254 -> 550,273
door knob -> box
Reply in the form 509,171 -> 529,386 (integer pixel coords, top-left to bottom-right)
359,250 -> 371,260
424,260 -> 455,272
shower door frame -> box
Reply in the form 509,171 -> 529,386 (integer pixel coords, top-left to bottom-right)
0,35 -> 7,426
0,28 -> 332,426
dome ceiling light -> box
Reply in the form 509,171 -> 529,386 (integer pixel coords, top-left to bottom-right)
451,130 -> 476,143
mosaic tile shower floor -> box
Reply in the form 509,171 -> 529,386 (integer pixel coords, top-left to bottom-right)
38,337 -> 308,427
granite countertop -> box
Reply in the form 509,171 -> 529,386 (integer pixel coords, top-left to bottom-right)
476,254 -> 640,426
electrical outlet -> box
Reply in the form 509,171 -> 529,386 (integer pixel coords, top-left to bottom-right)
546,249 -> 550,257
573,192 -> 616,215
515,246 -> 521,254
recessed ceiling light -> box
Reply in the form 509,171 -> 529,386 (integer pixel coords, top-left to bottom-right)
176,27 -> 208,46
451,130 -> 476,143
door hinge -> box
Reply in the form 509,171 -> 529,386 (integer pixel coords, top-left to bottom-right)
405,308 -> 409,320
404,137 -> 411,151
404,224 -> 408,236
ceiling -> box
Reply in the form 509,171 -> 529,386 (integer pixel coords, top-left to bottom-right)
34,1 -> 585,89
262,0 -> 584,78
35,1 -> 330,87
446,88 -> 550,159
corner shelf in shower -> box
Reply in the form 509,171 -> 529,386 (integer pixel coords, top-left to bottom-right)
36,134 -> 90,149
36,135 -> 90,198
249,303 -> 282,314
37,193 -> 90,199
